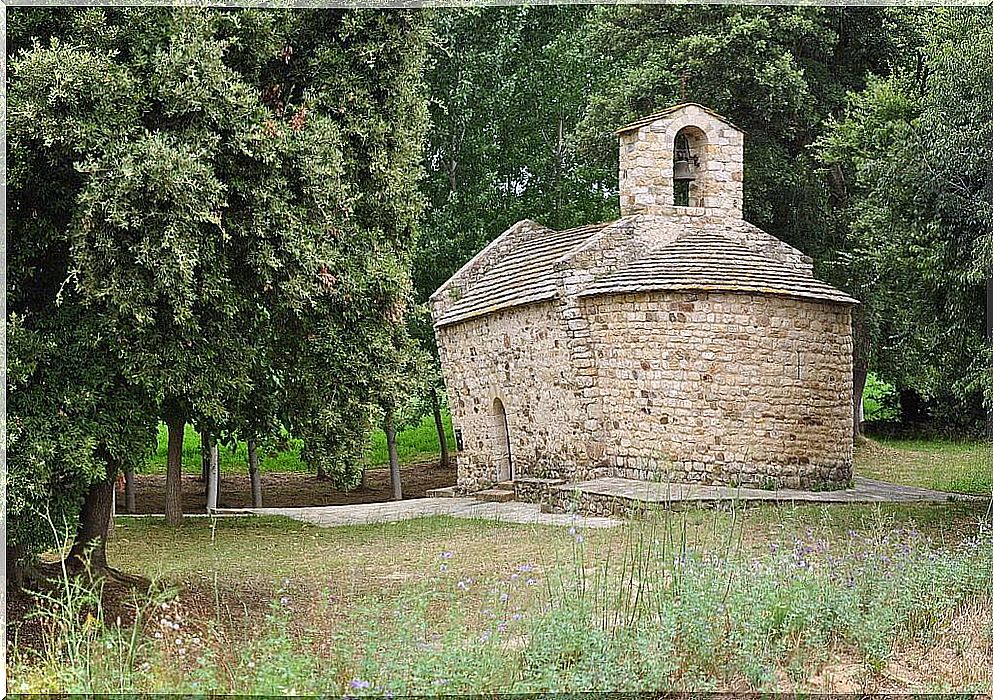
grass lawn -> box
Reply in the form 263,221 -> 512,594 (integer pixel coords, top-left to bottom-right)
855,435 -> 993,496
139,411 -> 456,475
11,433 -> 992,694
11,500 -> 992,694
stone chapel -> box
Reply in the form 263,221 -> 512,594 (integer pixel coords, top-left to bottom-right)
430,103 -> 857,493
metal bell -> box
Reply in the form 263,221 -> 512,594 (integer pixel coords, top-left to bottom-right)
673,158 -> 696,182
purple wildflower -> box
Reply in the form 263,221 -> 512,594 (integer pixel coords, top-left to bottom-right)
349,679 -> 371,690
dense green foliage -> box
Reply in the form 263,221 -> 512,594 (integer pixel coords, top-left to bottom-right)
7,7 -> 429,562
819,8 -> 993,424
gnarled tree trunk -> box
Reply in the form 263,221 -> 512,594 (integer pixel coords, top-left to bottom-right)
165,416 -> 185,526
68,464 -> 116,571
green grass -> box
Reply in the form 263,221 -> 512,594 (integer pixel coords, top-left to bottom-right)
856,435 -> 993,496
11,502 -> 993,694
139,412 -> 456,475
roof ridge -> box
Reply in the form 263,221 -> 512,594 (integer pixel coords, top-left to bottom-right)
614,103 -> 742,135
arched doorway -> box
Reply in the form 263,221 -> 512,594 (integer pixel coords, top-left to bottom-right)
492,398 -> 513,481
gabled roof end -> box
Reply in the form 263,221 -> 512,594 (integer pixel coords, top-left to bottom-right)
614,103 -> 743,135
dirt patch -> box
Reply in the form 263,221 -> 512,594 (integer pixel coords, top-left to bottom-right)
7,568 -> 157,656
119,461 -> 456,514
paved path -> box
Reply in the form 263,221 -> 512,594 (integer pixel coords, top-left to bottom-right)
555,476 -> 983,505
218,498 -> 622,529
216,476 -> 985,529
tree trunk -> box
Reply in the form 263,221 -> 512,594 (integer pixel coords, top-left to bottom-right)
68,467 -> 116,571
431,387 -> 450,468
8,545 -> 28,589
200,429 -> 210,483
986,277 -> 992,442
248,439 -> 262,508
385,408 -> 402,501
108,487 -> 116,537
206,433 -> 219,511
853,367 -> 868,439
124,468 -> 136,513
165,416 -> 185,526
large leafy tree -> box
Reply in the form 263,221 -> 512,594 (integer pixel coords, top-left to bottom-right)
818,8 -> 993,426
7,7 -> 428,574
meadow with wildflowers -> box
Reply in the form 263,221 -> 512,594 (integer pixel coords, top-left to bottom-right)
8,500 -> 992,694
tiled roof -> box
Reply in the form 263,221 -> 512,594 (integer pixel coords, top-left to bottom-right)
433,221 -> 614,327
615,102 -> 742,135
578,230 -> 857,305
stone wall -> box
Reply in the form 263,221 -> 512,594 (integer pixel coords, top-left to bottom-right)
435,301 -> 598,492
582,290 -> 854,488
618,105 -> 744,218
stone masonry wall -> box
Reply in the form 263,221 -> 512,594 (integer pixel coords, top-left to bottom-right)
619,105 -> 744,218
582,291 -> 854,488
435,301 -> 597,492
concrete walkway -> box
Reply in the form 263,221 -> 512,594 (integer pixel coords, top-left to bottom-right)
554,476 -> 983,505
215,476 -> 984,530
218,498 -> 622,529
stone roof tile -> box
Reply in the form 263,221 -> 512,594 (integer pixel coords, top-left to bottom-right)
433,221 -> 614,327
579,230 -> 857,305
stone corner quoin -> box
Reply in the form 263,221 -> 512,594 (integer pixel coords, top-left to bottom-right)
428,103 -> 857,494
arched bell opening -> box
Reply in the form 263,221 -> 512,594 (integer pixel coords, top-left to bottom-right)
673,126 -> 708,208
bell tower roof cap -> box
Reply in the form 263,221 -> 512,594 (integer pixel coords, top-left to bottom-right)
614,103 -> 743,135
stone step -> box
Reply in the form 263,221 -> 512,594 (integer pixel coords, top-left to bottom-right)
475,488 -> 515,503
426,486 -> 458,498
496,480 -> 515,490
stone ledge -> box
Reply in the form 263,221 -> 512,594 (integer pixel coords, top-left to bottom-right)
513,477 -> 566,505
544,476 -> 966,518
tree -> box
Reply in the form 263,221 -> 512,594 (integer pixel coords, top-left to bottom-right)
7,6 -> 430,572
817,8 -> 993,427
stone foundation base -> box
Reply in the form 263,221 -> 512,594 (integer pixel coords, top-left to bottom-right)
607,462 -> 851,491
